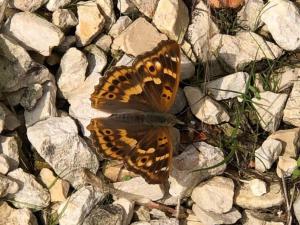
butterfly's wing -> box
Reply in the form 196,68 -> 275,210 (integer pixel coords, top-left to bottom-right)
90,40 -> 181,113
87,117 -> 173,184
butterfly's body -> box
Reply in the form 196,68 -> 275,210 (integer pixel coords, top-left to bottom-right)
108,112 -> 181,127
88,40 -> 181,184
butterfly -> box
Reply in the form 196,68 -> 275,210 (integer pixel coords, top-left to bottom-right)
87,40 -> 181,184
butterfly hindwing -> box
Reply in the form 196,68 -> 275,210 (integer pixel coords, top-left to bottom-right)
90,40 -> 181,113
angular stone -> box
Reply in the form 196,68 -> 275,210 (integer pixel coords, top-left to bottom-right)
255,139 -> 282,172
7,168 -> 50,209
114,198 -> 134,225
57,35 -> 76,53
260,0 -> 300,51
252,92 -> 288,132
0,173 -> 19,197
210,32 -> 283,70
52,9 -> 78,32
206,72 -> 249,100
59,186 -> 105,225
109,16 -> 132,38
237,0 -> 264,31
242,210 -> 284,225
20,83 -> 43,110
184,86 -> 230,125
84,44 -> 107,75
181,52 -> 195,80
0,103 -> 20,131
57,48 -> 88,99
249,179 -> 266,196
0,135 -> 20,170
191,176 -> 234,214
112,17 -> 167,56
27,116 -> 99,187
46,0 -> 72,11
0,201 -> 38,225
39,168 -> 70,202
192,205 -> 241,225
76,1 -> 105,47
4,12 -> 64,56
186,0 -> 219,61
95,34 -> 113,52
9,0 -> 46,12
113,177 -> 164,201
268,128 -> 300,158
235,182 -> 284,209
169,142 -> 226,197
0,154 -> 10,174
95,0 -> 116,30
131,0 -> 159,18
284,81 -> 300,126
153,0 -> 189,42
117,0 -> 138,14
24,81 -> 57,127
276,156 -> 297,178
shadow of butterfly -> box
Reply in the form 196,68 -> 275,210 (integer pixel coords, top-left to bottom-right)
87,40 -> 181,184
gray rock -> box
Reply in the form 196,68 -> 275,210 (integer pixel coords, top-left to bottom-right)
52,9 -> 78,32
0,201 -> 38,225
260,0 -> 300,51
83,204 -> 124,225
57,35 -> 76,53
0,173 -> 19,197
0,103 -> 20,131
210,32 -> 283,71
117,0 -> 138,15
181,52 -> 195,80
114,198 -> 134,225
20,83 -> 43,110
109,16 -> 132,38
85,44 -> 107,75
284,80 -> 300,126
0,134 -> 20,170
0,154 -> 10,174
27,116 -> 99,188
7,168 -> 50,209
169,142 -> 226,197
170,88 -> 187,114
59,186 -> 106,225
4,12 -> 64,56
24,81 -> 57,127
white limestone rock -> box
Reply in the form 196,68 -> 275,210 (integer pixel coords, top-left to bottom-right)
46,0 -> 72,11
7,168 -> 50,209
283,80 -> 300,126
57,47 -> 88,99
112,17 -> 167,56
0,135 -> 20,170
276,156 -> 297,178
68,73 -> 110,136
131,0 -> 159,18
252,92 -> 288,132
113,177 -> 164,201
255,138 -> 282,172
95,34 -> 113,52
237,0 -> 264,30
260,0 -> 300,51
9,0 -> 46,12
243,210 -> 284,225
117,0 -> 138,14
109,16 -> 132,38
27,116 -> 99,188
0,154 -> 10,174
39,168 -> 70,202
184,86 -> 230,125
249,179 -> 266,196
52,9 -> 78,32
76,1 -> 105,47
0,103 -> 20,131
210,32 -> 283,71
0,173 -> 19,197
84,44 -> 107,75
192,204 -> 241,225
153,0 -> 189,43
24,81 -> 57,127
206,72 -> 249,100
235,182 -> 284,209
58,186 -> 105,225
192,176 -> 234,214
268,128 -> 300,158
0,201 -> 38,225
4,12 -> 64,56
169,142 -> 226,197
114,198 -> 135,225
186,0 -> 219,61
95,0 -> 116,30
